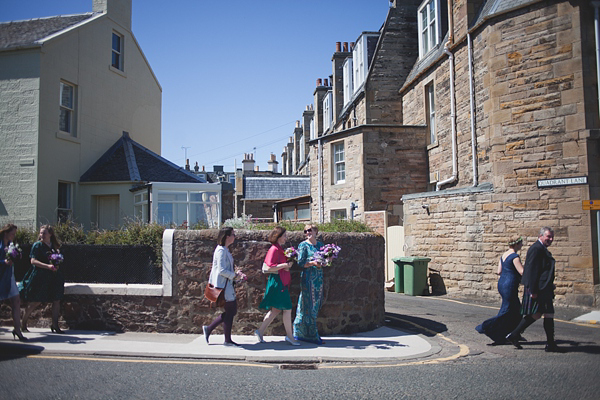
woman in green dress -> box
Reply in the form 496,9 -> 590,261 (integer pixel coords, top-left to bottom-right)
20,225 -> 66,333
255,226 -> 300,346
293,223 -> 325,344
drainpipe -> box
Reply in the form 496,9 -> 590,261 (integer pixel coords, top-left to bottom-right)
594,2 -> 600,119
437,0 -> 458,191
437,46 -> 458,190
468,33 -> 479,187
318,138 -> 324,223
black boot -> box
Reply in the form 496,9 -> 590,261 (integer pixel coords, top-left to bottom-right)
506,315 -> 536,349
543,318 -> 562,352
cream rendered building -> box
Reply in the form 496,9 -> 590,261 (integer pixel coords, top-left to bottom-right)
0,0 -> 161,229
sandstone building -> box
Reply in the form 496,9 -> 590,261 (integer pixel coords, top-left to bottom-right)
282,0 -> 600,307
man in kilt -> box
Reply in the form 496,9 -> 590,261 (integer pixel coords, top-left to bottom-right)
506,227 -> 561,352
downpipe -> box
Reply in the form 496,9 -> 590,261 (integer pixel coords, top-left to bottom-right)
437,44 -> 458,191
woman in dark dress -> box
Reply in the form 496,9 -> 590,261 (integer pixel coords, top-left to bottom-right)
20,225 -> 66,333
476,237 -> 524,345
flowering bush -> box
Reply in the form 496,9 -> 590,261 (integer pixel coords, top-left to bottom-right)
284,246 -> 298,262
5,243 -> 23,262
311,243 -> 341,267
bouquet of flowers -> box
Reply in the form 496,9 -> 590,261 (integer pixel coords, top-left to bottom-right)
48,250 -> 64,271
311,243 -> 341,267
234,270 -> 247,283
5,243 -> 23,263
284,246 -> 298,262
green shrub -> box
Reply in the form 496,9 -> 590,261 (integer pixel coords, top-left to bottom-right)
224,216 -> 373,233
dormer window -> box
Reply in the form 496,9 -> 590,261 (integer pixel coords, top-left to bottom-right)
418,0 -> 441,58
322,90 -> 333,132
112,31 -> 124,70
352,33 -> 379,94
343,57 -> 354,106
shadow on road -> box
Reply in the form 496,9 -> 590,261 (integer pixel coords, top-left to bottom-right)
385,311 -> 447,337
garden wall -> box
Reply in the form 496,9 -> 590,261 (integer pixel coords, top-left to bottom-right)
1,230 -> 385,335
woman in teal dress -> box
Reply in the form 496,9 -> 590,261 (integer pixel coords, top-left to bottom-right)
255,226 -> 300,346
20,225 -> 66,333
293,223 -> 325,344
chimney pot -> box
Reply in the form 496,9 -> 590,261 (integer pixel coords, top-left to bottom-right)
343,42 -> 348,52
317,78 -> 322,86
350,42 -> 355,51
336,42 -> 341,52
324,78 -> 329,86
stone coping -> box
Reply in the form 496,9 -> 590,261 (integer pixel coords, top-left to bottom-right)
401,182 -> 494,201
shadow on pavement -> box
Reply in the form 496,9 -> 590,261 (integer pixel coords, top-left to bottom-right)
0,342 -> 44,361
240,338 -> 408,352
385,312 -> 448,337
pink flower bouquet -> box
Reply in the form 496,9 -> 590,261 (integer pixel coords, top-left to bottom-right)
284,246 -> 298,262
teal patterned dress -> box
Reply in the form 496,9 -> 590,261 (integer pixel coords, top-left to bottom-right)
293,240 -> 324,344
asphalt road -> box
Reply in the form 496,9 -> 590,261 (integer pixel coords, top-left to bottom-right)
1,292 -> 598,399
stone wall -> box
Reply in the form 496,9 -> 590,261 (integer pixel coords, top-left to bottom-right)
400,1 -> 598,306
1,230 -> 385,334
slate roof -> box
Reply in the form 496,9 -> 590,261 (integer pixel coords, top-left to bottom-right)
0,13 -> 96,51
243,176 -> 310,200
80,133 -> 206,183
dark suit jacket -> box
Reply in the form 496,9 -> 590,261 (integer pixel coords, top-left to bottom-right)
522,240 -> 555,294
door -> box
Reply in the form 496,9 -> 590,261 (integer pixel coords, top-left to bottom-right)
97,195 -> 120,230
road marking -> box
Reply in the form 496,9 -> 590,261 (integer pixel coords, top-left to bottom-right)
416,296 -> 600,328
26,355 -> 273,368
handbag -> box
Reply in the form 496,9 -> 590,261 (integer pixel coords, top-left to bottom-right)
204,280 -> 227,307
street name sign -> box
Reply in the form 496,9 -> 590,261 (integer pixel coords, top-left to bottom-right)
582,200 -> 600,211
537,176 -> 587,188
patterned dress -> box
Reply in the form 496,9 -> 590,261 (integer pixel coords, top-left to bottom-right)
0,242 -> 19,300
293,240 -> 324,344
20,241 -> 65,302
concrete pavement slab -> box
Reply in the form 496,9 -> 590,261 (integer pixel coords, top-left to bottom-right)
0,326 -> 433,364
573,310 -> 600,324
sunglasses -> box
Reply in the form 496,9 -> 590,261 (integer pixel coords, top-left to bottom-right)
303,229 -> 312,234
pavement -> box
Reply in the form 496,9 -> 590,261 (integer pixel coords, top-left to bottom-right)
0,301 -> 597,365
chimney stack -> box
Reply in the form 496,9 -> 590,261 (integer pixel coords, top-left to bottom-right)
242,153 -> 255,172
268,153 -> 279,173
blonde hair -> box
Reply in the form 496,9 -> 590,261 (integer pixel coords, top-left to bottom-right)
304,223 -> 318,234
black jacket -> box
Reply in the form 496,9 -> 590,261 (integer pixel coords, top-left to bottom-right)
522,240 -> 555,294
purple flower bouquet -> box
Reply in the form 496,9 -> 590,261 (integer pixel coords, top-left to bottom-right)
5,243 -> 23,262
49,251 -> 64,266
311,243 -> 341,267
284,246 -> 298,262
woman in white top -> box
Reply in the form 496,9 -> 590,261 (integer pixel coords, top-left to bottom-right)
203,227 -> 244,346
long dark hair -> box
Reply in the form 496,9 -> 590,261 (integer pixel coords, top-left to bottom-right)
268,226 -> 286,245
217,227 -> 234,246
39,225 -> 61,249
0,223 -> 17,243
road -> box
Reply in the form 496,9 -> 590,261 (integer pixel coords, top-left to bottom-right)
1,292 -> 598,399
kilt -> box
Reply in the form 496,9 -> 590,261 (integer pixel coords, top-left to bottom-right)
521,287 -> 554,315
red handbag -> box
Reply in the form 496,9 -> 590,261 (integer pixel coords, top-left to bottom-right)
204,282 -> 226,307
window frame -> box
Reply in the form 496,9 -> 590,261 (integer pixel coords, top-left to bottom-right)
322,90 -> 333,132
425,82 -> 436,146
57,181 -> 73,223
331,209 -> 347,220
112,31 -> 124,71
332,141 -> 346,185
417,0 -> 441,59
59,81 -> 76,137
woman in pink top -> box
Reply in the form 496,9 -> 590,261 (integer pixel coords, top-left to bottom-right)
255,226 -> 300,346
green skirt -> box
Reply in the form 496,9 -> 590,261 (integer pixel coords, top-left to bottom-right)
259,274 -> 292,311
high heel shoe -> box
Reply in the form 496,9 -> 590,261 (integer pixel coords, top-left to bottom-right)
50,325 -> 65,334
285,336 -> 301,346
21,324 -> 29,333
12,329 -> 28,341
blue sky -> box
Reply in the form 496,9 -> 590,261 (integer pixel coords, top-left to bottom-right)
2,0 -> 391,171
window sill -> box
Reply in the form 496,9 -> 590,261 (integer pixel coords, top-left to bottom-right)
56,131 -> 80,144
110,65 -> 126,77
427,141 -> 438,151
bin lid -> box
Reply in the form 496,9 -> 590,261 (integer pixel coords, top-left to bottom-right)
395,256 -> 431,262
